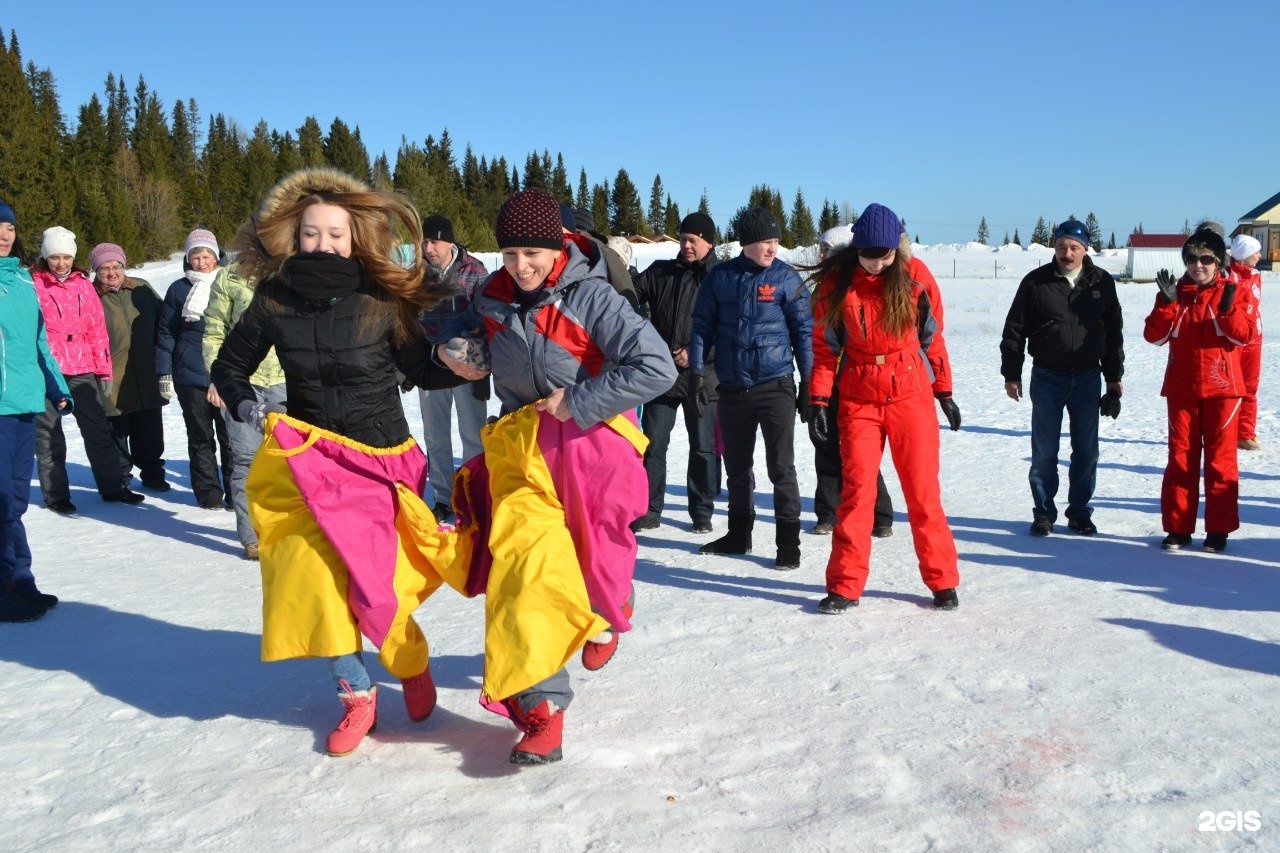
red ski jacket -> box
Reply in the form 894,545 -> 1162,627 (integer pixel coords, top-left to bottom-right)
1143,272 -> 1256,399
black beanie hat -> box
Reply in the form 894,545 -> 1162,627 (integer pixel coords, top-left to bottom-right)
678,212 -> 716,244
1184,226 -> 1227,267
737,206 -> 781,246
422,214 -> 454,243
497,190 -> 565,250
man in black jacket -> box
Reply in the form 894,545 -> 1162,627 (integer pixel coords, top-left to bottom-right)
1000,219 -> 1124,537
632,212 -> 721,533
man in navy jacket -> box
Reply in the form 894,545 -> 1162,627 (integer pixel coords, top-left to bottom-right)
688,207 -> 812,569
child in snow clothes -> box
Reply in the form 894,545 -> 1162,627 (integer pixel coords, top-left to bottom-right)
1228,234 -> 1265,451
688,206 -> 813,569
210,167 -> 464,757
31,227 -> 142,512
0,202 -> 72,622
157,230 -> 233,509
91,243 -> 169,494
201,262 -> 286,560
806,203 -> 962,614
436,188 -> 676,765
1146,228 -> 1257,553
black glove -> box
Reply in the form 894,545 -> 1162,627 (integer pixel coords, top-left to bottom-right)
1099,390 -> 1121,420
237,399 -> 286,431
687,372 -> 709,416
937,394 -> 961,431
471,376 -> 491,401
809,404 -> 830,445
1218,281 -> 1236,315
1156,269 -> 1178,303
797,378 -> 810,423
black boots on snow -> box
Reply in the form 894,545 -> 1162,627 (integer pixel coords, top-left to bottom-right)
700,510 -> 754,555
774,519 -> 801,570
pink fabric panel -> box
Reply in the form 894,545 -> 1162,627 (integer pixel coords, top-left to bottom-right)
535,410 -> 645,633
273,420 -> 427,649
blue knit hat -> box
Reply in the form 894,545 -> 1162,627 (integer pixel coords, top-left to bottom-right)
852,203 -> 902,250
0,199 -> 16,228
1053,219 -> 1090,249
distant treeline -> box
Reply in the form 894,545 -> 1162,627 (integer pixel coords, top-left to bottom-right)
0,28 -> 859,262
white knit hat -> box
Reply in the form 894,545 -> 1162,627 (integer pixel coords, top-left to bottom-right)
1231,234 -> 1262,260
606,235 -> 633,266
184,228 -> 220,261
818,224 -> 854,251
41,226 -> 77,259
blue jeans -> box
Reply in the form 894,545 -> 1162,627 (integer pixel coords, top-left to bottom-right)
1028,366 -> 1100,522
640,395 -> 719,521
327,652 -> 371,693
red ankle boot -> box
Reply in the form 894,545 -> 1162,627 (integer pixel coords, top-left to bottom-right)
326,680 -> 377,757
506,699 -> 564,765
581,601 -> 633,671
401,668 -> 437,722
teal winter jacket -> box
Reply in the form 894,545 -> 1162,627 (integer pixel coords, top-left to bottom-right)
0,256 -> 71,415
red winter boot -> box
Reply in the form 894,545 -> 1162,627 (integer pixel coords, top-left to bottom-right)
581,601 -> 633,672
325,680 -> 378,757
401,667 -> 437,722
506,699 -> 565,765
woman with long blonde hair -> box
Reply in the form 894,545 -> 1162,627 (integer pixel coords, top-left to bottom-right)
806,203 -> 962,614
211,167 -> 463,757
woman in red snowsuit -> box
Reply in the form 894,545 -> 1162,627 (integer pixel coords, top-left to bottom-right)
1145,228 -> 1256,552
1227,234 -> 1264,450
807,204 -> 962,613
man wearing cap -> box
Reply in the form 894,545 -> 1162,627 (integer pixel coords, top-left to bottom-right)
632,212 -> 721,533
417,214 -> 489,521
690,207 -> 812,569
1227,234 -> 1264,450
1000,218 -> 1124,536
559,203 -> 638,308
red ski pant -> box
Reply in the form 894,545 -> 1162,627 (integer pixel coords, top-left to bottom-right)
1239,342 -> 1261,440
1162,396 -> 1241,535
826,390 -> 959,599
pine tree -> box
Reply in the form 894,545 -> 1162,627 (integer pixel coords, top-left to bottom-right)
1085,212 -> 1102,251
323,118 -> 370,181
647,174 -> 665,235
244,120 -> 278,208
1013,227 -> 1021,247
1003,232 -> 1010,245
591,181 -> 610,235
610,168 -> 644,236
1031,217 -> 1049,246
576,168 -> 590,209
522,150 -> 547,190
664,194 -> 681,239
296,117 -> 326,167
790,188 -> 816,247
818,199 -> 838,232
370,152 -> 392,190
0,35 -> 54,247
274,131 -> 301,178
462,145 -> 481,198
1107,232 -> 1116,250
551,153 -> 571,202
976,216 -> 989,244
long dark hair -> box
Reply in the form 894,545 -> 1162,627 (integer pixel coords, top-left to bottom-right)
802,233 -> 916,339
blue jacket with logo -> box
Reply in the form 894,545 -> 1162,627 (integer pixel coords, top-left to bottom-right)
688,253 -> 812,390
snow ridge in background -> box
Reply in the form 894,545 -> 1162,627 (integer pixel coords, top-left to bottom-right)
4,248 -> 1277,851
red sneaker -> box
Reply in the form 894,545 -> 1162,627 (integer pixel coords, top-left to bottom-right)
506,699 -> 564,765
581,601 -> 633,671
325,681 -> 377,757
401,668 -> 437,722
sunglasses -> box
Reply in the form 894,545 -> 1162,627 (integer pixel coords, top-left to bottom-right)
1183,254 -> 1218,267
1054,224 -> 1089,241
857,247 -> 893,260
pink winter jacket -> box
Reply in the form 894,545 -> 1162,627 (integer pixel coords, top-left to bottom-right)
31,269 -> 113,379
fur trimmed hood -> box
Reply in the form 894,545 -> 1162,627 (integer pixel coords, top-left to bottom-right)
233,167 -> 374,281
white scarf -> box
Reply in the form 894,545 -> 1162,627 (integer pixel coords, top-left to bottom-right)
182,269 -> 218,321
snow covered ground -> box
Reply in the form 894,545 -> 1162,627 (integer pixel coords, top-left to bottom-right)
4,247 -> 1277,851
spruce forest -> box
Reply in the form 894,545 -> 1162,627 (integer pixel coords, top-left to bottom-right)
0,29 -> 850,264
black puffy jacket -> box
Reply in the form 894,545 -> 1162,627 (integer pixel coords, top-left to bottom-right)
210,253 -> 462,447
1000,256 -> 1124,382
634,250 -> 719,399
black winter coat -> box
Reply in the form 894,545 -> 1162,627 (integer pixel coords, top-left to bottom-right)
210,253 -> 463,448
1000,256 -> 1124,382
634,251 -> 719,399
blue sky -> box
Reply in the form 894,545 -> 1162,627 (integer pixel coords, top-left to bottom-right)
6,1 -> 1277,244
